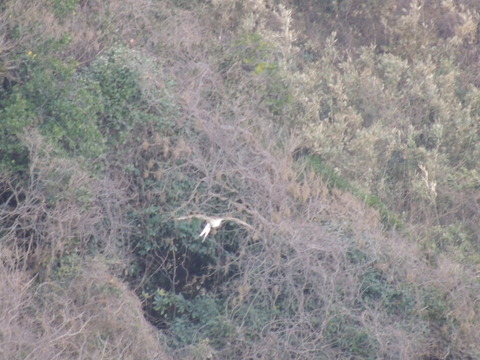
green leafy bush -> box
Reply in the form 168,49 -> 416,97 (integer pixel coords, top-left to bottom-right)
325,313 -> 378,359
360,268 -> 416,316
50,0 -> 79,19
221,32 -> 293,119
1,44 -> 176,172
0,52 -> 104,170
154,290 -> 235,348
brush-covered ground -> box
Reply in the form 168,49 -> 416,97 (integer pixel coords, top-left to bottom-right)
1,0 -> 480,359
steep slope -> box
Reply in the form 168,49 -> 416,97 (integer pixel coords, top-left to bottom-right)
1,0 -> 480,359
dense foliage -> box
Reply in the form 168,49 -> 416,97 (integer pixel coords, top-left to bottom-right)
2,0 -> 480,359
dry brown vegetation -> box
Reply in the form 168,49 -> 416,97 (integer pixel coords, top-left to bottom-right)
2,0 -> 480,359
0,132 -> 169,359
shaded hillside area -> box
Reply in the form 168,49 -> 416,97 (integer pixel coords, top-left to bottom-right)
2,0 -> 480,359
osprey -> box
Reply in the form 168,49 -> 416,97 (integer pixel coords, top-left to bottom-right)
199,218 -> 224,241
176,214 -> 254,241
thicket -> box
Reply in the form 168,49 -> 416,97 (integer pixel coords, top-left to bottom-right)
293,0 -> 480,262
1,0 -> 480,359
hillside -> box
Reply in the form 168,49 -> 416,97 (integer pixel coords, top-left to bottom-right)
1,0 -> 480,359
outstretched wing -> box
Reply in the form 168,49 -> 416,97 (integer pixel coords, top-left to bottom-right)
176,214 -> 255,240
222,216 -> 255,231
177,214 -> 213,222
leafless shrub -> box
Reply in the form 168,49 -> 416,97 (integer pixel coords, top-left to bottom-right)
0,258 -> 170,359
142,3 -> 480,357
0,0 -> 171,72
0,128 -> 129,277
150,24 -> 425,358
0,129 -> 170,359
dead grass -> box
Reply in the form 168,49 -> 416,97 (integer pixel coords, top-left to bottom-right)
0,129 -> 169,359
0,130 -> 128,279
0,258 -> 170,360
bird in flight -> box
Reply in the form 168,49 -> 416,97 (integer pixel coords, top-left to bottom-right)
176,214 -> 254,241
198,218 -> 224,241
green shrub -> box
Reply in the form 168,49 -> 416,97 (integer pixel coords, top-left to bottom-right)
82,47 -> 177,147
419,286 -> 449,324
306,154 -> 404,229
83,51 -> 144,138
360,268 -> 415,316
52,252 -> 82,283
325,313 -> 378,359
0,90 -> 34,171
154,291 -> 235,348
50,0 -> 79,19
298,25 -> 480,239
422,223 -> 480,264
1,45 -> 176,172
0,52 -> 105,170
221,32 -> 293,119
